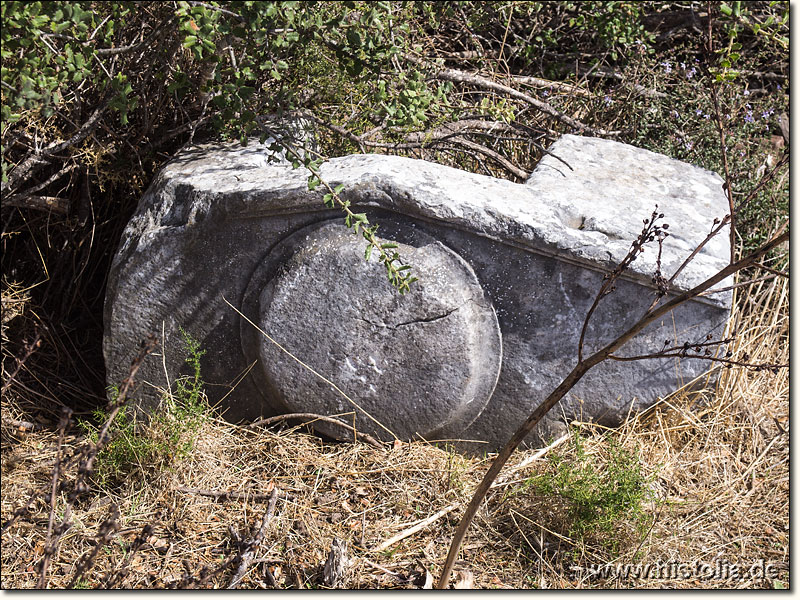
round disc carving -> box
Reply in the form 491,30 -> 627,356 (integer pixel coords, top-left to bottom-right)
241,219 -> 502,442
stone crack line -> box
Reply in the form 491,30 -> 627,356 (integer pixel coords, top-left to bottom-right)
357,303 -> 466,330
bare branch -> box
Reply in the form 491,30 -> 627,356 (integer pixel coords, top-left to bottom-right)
427,65 -> 618,136
227,488 -> 279,589
608,351 -> 786,371
453,136 -> 529,179
3,101 -> 110,196
247,412 -> 384,449
508,74 -> 591,97
436,226 -> 788,588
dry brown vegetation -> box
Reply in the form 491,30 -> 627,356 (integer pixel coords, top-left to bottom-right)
1,1 -> 788,590
1,270 -> 787,589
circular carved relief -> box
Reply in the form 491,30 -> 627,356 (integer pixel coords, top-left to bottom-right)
241,219 -> 501,442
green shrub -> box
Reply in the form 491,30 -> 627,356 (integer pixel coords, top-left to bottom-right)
77,331 -> 209,488
522,432 -> 658,555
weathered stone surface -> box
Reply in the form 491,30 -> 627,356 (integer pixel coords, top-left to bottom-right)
242,220 -> 502,442
104,134 -> 732,452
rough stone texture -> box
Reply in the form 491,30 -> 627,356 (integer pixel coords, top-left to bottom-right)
104,134 -> 732,452
242,220 -> 502,442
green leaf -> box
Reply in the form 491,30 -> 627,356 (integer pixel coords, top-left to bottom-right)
364,245 -> 373,261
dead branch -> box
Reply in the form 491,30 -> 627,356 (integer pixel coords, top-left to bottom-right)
373,503 -> 459,553
1,332 -> 42,396
580,68 -> 668,99
32,336 -> 156,589
508,74 -> 590,96
3,195 -> 72,215
399,119 -> 520,144
36,408 -> 72,589
227,488 -> 279,589
579,207 -> 667,362
452,136 -> 529,179
698,273 -> 781,296
753,263 -> 788,278
247,412 -> 385,449
0,416 -> 46,432
419,62 -> 618,136
435,226 -> 788,588
3,101 -> 110,196
608,351 -> 786,371
176,485 -> 287,503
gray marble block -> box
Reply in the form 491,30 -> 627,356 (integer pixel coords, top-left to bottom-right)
104,134 -> 732,452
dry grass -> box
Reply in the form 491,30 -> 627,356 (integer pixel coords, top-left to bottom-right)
1,271 -> 788,589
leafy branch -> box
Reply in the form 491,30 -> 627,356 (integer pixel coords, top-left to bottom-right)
259,125 -> 418,294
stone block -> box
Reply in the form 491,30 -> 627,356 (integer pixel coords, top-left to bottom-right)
104,134 -> 731,452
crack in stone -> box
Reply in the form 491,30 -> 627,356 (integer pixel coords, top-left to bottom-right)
394,305 -> 460,328
357,303 -> 463,330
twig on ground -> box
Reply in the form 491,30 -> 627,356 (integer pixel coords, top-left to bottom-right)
227,488 -> 279,589
176,485 -> 288,503
1,416 -> 46,432
247,412 -> 384,449
491,432 -> 572,489
373,503 -> 458,553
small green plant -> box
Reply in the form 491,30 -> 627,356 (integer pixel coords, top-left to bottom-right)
444,445 -> 470,494
521,431 -> 657,555
72,578 -> 92,589
77,330 -> 209,488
